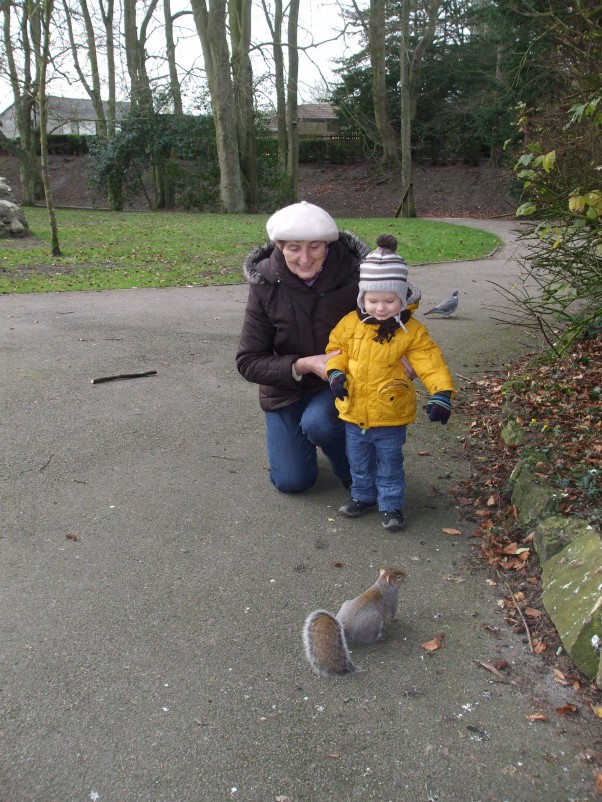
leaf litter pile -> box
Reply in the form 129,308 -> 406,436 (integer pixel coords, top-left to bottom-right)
453,332 -> 601,694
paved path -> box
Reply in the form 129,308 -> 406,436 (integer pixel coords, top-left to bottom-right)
1,221 -> 599,802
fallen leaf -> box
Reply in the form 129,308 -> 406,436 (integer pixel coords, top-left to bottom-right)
553,669 -> 570,686
331,562 -> 344,568
418,450 -> 430,456
591,705 -> 602,718
596,772 -> 602,793
66,533 -> 78,541
533,641 -> 547,654
486,493 -> 499,506
421,633 -> 445,651
327,753 -> 340,760
556,703 -> 578,716
524,607 -> 542,619
441,527 -> 462,536
526,713 -> 547,721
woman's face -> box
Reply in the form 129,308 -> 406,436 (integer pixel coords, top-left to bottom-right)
280,240 -> 328,281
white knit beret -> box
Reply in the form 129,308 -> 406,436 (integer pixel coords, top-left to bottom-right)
358,235 -> 409,313
266,201 -> 339,243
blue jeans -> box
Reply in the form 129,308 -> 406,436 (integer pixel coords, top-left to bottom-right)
345,423 -> 406,512
265,388 -> 351,493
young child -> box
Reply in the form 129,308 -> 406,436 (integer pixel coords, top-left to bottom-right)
326,234 -> 455,532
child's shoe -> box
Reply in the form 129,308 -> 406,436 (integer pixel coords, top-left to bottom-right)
381,509 -> 404,531
339,498 -> 377,518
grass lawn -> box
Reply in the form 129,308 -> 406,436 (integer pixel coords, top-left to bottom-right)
0,208 -> 501,294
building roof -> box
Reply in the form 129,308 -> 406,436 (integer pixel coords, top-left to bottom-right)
43,95 -> 130,121
0,95 -> 130,120
266,103 -> 339,131
297,103 -> 338,121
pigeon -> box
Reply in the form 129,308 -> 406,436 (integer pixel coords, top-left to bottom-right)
424,289 -> 459,318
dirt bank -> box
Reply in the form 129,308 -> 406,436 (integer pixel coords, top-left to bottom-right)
0,154 -> 517,218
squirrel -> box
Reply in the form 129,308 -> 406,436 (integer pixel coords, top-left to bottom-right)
302,567 -> 406,677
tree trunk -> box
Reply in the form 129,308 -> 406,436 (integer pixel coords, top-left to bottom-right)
164,0 -> 183,116
286,0 -> 300,201
99,0 -> 117,136
262,0 -> 287,176
123,0 -> 164,208
123,0 -> 157,114
62,0 -> 107,137
369,0 -> 400,167
189,0 -> 246,213
33,0 -> 61,255
1,0 -> 43,205
398,0 -> 439,218
98,0 -> 122,209
398,0 -> 415,218
229,0 -> 257,211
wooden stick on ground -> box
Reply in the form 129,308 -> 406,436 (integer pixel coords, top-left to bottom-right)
91,370 -> 157,384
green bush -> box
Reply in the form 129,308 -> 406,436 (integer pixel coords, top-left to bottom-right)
501,98 -> 602,353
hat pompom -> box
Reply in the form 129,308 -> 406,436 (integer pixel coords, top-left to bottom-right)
376,234 -> 398,251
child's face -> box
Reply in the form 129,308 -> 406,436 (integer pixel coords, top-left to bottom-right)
363,291 -> 403,321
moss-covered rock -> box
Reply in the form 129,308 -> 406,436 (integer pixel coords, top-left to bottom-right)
500,418 -> 525,447
534,515 -> 592,563
542,529 -> 602,678
510,464 -> 558,525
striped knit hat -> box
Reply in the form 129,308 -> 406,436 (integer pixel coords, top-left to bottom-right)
357,234 -> 408,314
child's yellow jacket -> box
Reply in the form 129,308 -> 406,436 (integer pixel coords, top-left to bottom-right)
326,312 -> 455,429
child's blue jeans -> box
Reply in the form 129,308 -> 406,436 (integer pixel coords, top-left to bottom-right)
345,422 -> 406,512
264,388 -> 351,493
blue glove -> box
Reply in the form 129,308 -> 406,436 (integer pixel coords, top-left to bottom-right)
426,391 -> 452,424
328,369 -> 348,400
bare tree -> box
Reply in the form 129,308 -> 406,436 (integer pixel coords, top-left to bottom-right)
229,0 -> 257,210
123,0 -> 157,113
189,0 -> 246,212
350,0 -> 399,166
397,0 -> 439,217
369,0 -> 399,166
1,0 -> 43,204
29,0 -> 61,254
61,0 -> 107,135
261,0 -> 287,175
260,0 -> 302,202
286,0 -> 300,198
163,0 -> 183,116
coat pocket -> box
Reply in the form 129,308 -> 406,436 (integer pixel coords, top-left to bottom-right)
375,378 -> 414,422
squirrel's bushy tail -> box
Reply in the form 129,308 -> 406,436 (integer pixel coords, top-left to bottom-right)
303,610 -> 359,676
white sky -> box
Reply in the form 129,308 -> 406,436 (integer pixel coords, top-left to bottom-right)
0,0 -> 360,113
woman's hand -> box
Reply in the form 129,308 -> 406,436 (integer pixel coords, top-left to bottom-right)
294,351 -> 341,381
400,355 -> 417,381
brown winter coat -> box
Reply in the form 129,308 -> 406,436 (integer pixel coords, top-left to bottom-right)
236,232 -> 369,411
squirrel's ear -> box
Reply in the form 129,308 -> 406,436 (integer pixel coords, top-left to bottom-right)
378,568 -> 387,579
